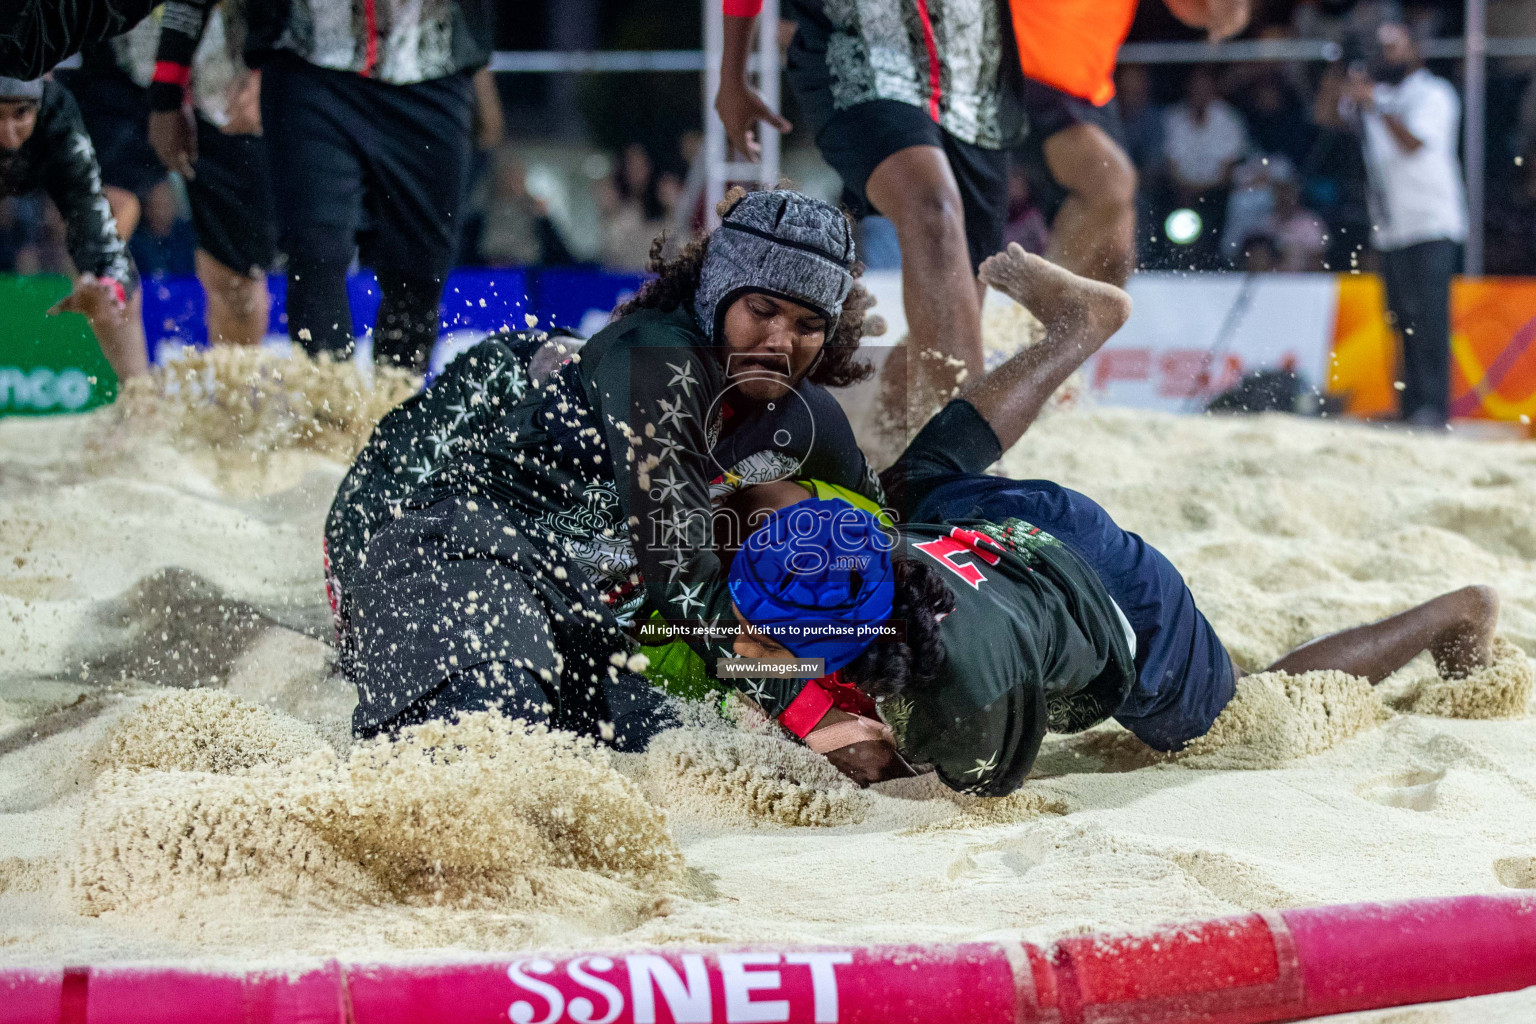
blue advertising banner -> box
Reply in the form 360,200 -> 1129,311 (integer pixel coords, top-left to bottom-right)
533,267 -> 646,337
2,266 -> 649,416
142,268 -> 537,358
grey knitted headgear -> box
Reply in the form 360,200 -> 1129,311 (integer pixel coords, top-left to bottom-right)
0,78 -> 43,102
693,190 -> 855,343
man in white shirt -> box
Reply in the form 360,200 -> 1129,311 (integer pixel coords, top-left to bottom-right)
1347,21 -> 1467,427
1164,67 -> 1250,195
1161,65 -> 1249,267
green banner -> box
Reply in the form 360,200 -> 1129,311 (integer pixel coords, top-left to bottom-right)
0,274 -> 118,416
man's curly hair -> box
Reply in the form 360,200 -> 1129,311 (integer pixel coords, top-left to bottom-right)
840,556 -> 955,699
611,192 -> 875,388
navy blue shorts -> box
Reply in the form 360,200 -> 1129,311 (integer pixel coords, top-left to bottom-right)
909,475 -> 1235,750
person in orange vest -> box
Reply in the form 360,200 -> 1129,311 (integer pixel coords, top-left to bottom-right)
1009,0 -> 1251,285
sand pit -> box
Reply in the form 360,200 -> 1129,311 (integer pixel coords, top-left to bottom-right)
91,688 -> 330,773
3,354 -> 1536,1018
634,702 -> 871,828
1172,669 -> 1394,770
74,706 -> 684,930
1402,637 -> 1535,719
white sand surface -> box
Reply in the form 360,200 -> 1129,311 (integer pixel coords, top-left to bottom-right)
2,357 -> 1535,1020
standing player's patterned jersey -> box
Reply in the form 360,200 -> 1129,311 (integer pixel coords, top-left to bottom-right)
785,0 -> 1019,150
88,3 -> 245,125
150,0 -> 492,108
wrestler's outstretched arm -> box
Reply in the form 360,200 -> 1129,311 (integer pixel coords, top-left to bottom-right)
962,245 -> 1132,455
1263,586 -> 1499,683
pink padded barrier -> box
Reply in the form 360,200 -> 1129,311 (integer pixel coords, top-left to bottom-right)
3,894 -> 1533,1024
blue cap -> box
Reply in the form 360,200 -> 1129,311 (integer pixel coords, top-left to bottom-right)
727,498 -> 894,674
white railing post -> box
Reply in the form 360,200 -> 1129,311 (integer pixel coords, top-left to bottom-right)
1465,0 -> 1488,276
702,0 -> 728,227
700,0 -> 781,232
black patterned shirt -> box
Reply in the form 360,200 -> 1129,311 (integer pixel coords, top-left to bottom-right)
884,517 -> 1137,797
0,0 -> 157,78
327,310 -> 884,716
0,80 -> 132,287
149,0 -> 492,113
783,0 -> 1021,150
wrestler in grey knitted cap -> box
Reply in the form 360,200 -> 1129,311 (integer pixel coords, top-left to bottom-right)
0,78 -> 44,102
693,189 -> 855,343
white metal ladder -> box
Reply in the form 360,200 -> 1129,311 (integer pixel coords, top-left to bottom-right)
673,0 -> 782,242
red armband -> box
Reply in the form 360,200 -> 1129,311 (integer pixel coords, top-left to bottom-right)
723,0 -> 763,17
152,61 -> 193,88
104,277 -> 127,307
777,682 -> 833,738
777,670 -> 878,738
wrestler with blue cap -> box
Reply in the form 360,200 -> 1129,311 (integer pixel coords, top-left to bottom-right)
729,245 -> 1503,794
728,497 -> 896,674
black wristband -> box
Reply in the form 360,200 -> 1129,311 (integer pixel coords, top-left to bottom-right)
148,81 -> 185,113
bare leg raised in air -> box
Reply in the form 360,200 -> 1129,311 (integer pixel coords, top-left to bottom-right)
962,242 -> 1132,452
952,245 -> 1501,687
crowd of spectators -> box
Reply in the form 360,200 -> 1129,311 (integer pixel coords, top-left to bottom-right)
127,179 -> 197,278
991,45 -> 1343,275
1123,57 -> 1339,273
12,1 -> 1536,281
0,193 -> 68,276
998,1 -> 1536,277
455,133 -> 708,272
2,174 -> 206,279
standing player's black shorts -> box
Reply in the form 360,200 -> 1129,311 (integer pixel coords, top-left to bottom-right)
808,99 -> 1008,274
58,64 -> 166,197
186,114 -> 276,276
258,53 -> 474,282
1017,77 -> 1126,217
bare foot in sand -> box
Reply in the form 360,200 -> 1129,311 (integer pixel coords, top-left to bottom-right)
1429,585 -> 1500,678
980,243 -> 1132,346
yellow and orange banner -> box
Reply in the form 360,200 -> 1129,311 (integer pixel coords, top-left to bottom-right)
1331,274 -> 1536,424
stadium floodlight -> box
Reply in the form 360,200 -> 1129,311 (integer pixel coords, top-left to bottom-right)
1165,208 -> 1203,246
